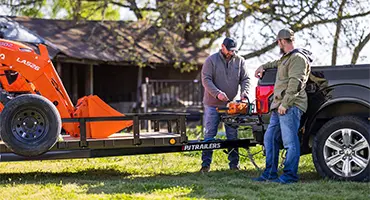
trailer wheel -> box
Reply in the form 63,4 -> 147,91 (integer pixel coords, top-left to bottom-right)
312,116 -> 370,181
0,94 -> 61,157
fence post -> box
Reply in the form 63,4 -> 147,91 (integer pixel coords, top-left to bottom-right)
197,79 -> 205,135
142,77 -> 149,131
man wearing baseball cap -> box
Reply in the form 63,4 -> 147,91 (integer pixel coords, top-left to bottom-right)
253,28 -> 313,183
200,37 -> 250,172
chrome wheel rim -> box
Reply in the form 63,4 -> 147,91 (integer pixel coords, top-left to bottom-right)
324,128 -> 369,177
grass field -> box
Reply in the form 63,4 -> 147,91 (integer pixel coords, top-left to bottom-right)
0,128 -> 369,200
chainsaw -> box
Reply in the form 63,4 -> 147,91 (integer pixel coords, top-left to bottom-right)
216,97 -> 258,127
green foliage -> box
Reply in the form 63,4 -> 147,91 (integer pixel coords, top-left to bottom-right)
7,0 -> 120,20
186,125 -> 203,140
50,0 -> 120,20
17,0 -> 46,18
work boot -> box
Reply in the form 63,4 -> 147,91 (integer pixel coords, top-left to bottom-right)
199,166 -> 210,173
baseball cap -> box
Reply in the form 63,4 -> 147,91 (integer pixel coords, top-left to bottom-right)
276,28 -> 294,41
222,37 -> 237,51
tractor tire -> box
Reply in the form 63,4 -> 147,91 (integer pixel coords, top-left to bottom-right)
0,94 -> 61,157
312,116 -> 370,182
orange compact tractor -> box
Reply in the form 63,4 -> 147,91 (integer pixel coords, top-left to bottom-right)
0,39 -> 133,156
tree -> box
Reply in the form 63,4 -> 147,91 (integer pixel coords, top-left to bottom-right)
2,0 -> 370,65
0,0 -> 120,20
240,0 -> 370,63
1,0 -> 46,17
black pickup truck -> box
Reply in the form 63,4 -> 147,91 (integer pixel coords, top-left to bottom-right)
253,64 -> 369,181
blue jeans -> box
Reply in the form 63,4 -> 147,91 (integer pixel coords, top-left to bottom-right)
261,106 -> 303,182
201,105 -> 239,168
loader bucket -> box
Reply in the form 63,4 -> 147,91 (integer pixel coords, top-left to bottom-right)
72,95 -> 133,138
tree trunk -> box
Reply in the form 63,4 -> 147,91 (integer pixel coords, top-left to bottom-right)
331,0 -> 347,66
351,32 -> 370,64
71,0 -> 82,21
128,0 -> 143,20
224,0 -> 231,37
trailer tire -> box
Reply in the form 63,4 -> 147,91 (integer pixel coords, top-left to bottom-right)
0,94 -> 61,157
312,116 -> 370,181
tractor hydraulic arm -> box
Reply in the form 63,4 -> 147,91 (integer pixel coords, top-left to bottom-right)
0,39 -> 75,118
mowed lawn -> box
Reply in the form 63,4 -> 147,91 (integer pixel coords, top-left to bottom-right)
0,129 -> 369,200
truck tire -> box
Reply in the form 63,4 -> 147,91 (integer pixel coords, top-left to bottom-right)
0,94 -> 61,157
312,116 -> 369,181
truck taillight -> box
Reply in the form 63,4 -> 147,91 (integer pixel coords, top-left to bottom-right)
256,85 -> 274,114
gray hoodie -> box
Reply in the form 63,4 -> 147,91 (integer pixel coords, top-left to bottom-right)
201,51 -> 250,107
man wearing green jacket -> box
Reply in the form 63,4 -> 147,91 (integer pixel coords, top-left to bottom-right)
253,28 -> 312,183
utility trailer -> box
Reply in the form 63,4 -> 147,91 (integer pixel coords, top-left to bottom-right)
0,112 -> 258,162
0,38 -> 259,165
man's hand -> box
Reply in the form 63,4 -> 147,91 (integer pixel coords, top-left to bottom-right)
217,92 -> 230,102
240,92 -> 248,101
254,66 -> 265,78
278,105 -> 287,115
